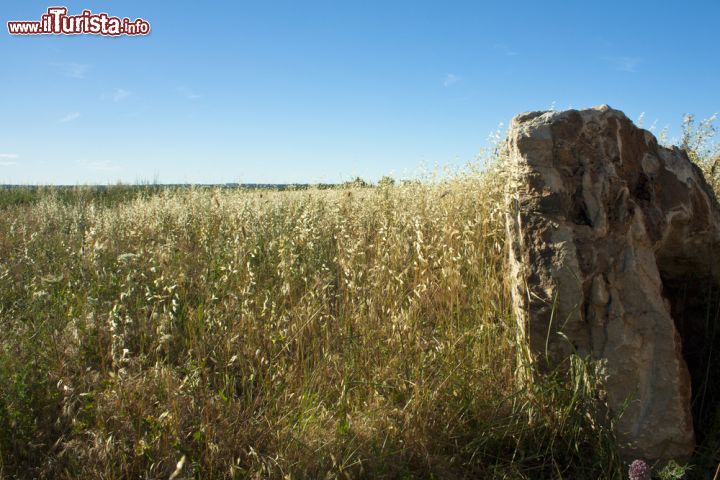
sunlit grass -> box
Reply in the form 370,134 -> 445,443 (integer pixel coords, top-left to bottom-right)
0,162 -> 630,479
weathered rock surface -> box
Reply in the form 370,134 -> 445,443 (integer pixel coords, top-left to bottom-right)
506,105 -> 720,461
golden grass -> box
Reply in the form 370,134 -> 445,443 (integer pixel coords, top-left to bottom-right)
0,169 -> 622,479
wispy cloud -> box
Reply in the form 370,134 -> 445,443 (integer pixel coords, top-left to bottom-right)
0,154 -> 18,166
443,73 -> 461,87
112,88 -> 132,102
59,112 -> 81,123
176,86 -> 202,100
602,56 -> 642,73
51,62 -> 90,79
493,43 -> 519,57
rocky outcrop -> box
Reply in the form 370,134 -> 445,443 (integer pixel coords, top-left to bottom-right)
505,105 -> 720,461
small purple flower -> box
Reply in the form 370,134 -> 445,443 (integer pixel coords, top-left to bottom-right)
628,459 -> 651,480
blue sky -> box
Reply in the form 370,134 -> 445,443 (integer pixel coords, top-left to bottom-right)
1,1 -> 718,184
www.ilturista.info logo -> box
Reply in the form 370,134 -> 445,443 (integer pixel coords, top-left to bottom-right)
7,7 -> 150,36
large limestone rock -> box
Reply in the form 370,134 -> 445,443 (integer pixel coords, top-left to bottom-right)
506,105 -> 720,461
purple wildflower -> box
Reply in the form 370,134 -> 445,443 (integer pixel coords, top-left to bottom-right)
628,459 -> 651,480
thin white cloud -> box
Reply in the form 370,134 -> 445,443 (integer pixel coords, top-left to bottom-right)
443,73 -> 461,87
51,62 -> 90,79
176,86 -> 202,100
59,112 -> 81,123
493,43 -> 519,57
113,88 -> 131,102
602,56 -> 642,73
0,153 -> 18,166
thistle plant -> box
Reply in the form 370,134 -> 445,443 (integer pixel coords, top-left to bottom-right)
628,459 -> 652,480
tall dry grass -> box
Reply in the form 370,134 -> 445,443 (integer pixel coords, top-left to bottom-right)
0,165 -> 621,479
